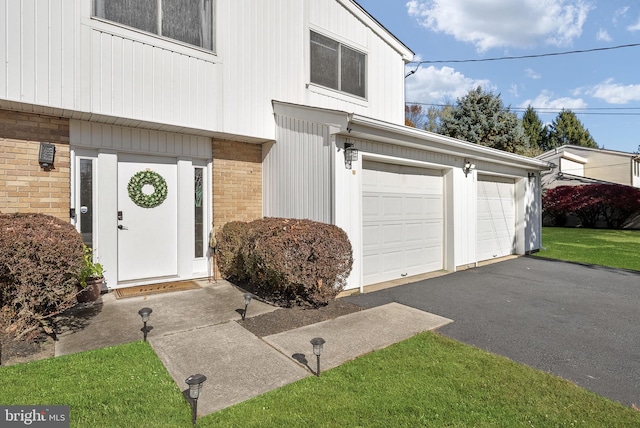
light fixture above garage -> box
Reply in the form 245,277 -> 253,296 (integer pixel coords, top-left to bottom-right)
463,160 -> 476,176
344,142 -> 359,170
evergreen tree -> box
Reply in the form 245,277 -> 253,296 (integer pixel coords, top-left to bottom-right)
521,106 -> 545,155
437,87 -> 528,154
547,110 -> 598,149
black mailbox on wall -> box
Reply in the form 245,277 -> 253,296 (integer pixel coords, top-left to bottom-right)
38,142 -> 55,169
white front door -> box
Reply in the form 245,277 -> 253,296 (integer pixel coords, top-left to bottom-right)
117,155 -> 178,282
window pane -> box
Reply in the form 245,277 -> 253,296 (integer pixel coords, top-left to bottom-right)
341,45 -> 366,98
310,31 -> 339,90
95,0 -> 158,34
162,0 -> 214,50
79,159 -> 94,248
194,168 -> 204,258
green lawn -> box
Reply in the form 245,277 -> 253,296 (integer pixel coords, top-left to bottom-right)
2,336 -> 639,427
534,227 -> 640,271
3,227 -> 640,426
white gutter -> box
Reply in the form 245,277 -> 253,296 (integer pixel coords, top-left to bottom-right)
347,114 -> 552,171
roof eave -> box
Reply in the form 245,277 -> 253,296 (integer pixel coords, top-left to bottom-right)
348,114 -> 552,171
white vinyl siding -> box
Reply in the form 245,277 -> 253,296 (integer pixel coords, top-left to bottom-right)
362,161 -> 443,286
477,176 -> 516,261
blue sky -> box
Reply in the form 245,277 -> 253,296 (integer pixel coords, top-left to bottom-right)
356,0 -> 640,153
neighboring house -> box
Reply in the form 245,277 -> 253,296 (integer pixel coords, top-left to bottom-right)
0,0 -> 550,292
537,145 -> 640,190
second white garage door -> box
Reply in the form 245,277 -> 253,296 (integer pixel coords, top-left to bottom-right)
362,161 -> 443,286
477,175 -> 516,261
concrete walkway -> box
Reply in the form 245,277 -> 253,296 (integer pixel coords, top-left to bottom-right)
55,279 -> 451,416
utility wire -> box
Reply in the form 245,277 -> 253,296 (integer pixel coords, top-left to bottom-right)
405,43 -> 640,77
406,102 -> 640,116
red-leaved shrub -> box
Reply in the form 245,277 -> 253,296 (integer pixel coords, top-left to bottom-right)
216,218 -> 353,307
543,184 -> 640,228
0,213 -> 84,339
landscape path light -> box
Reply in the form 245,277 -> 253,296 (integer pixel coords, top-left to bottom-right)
310,337 -> 326,377
185,373 -> 207,426
242,293 -> 253,320
138,307 -> 152,341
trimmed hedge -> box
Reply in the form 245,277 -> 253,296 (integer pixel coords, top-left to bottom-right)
0,213 -> 84,339
216,218 -> 353,307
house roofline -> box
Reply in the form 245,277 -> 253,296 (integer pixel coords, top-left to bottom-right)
537,144 -> 638,159
272,100 -> 552,171
342,0 -> 414,62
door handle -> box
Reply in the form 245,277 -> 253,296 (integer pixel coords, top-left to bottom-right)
118,225 -> 128,230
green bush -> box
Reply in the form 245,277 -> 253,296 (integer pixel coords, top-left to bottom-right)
216,218 -> 353,307
0,213 -> 84,339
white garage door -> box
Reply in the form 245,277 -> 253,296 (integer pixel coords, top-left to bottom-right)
477,175 -> 516,261
362,161 -> 443,286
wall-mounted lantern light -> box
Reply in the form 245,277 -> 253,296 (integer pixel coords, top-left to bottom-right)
138,307 -> 152,341
38,142 -> 55,170
527,172 -> 536,181
242,293 -> 253,321
463,159 -> 476,177
185,373 -> 207,426
310,337 -> 326,377
344,142 -> 359,170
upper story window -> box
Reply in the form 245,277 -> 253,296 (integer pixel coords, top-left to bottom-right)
310,31 -> 366,98
93,0 -> 214,51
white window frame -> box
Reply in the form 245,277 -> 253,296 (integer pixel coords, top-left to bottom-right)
93,0 -> 216,53
309,30 -> 367,100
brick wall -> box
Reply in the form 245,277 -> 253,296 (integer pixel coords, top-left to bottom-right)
0,110 -> 70,221
212,140 -> 262,236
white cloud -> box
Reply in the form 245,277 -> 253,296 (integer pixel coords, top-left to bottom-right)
510,84 -> 519,97
405,65 -> 492,104
596,29 -> 612,42
613,6 -> 629,25
525,68 -> 542,79
628,19 -> 640,32
406,0 -> 591,52
583,79 -> 640,104
519,90 -> 587,110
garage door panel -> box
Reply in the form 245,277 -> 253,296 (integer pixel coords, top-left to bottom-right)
363,161 -> 444,286
477,178 -> 516,261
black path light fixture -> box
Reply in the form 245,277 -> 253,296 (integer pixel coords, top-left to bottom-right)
138,307 -> 152,341
310,337 -> 326,377
185,373 -> 207,426
242,293 -> 253,321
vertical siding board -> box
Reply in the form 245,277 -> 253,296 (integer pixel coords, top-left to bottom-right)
131,41 -> 143,118
111,35 -> 124,116
61,0 -> 77,108
35,0 -> 49,105
21,0 -> 36,101
0,0 -> 6,98
49,0 -> 63,106
151,47 -> 162,121
100,33 -> 113,114
6,0 -> 20,99
121,38 -> 134,117
90,31 -> 102,113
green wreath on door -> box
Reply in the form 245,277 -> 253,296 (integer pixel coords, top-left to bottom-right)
127,169 -> 168,209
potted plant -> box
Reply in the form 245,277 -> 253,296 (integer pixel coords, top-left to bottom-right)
77,245 -> 105,303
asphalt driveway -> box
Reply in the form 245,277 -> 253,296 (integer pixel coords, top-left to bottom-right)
345,256 -> 640,407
